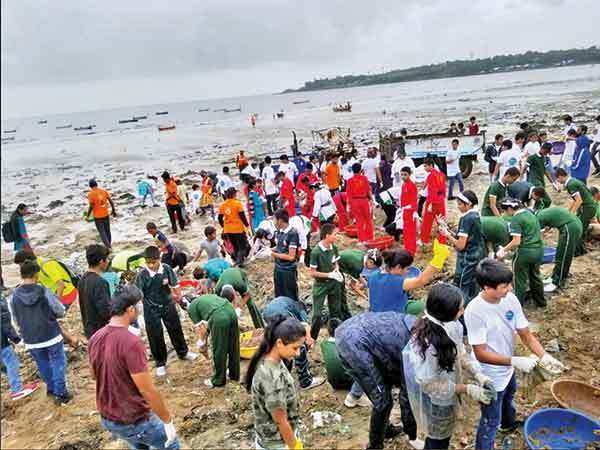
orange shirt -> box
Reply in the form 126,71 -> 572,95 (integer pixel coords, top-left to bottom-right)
165,179 -> 181,206
324,163 -> 341,190
218,198 -> 246,233
88,188 -> 111,219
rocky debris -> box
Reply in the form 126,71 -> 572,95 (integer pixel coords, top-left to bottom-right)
47,199 -> 65,209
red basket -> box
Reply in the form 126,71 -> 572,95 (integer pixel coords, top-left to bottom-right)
344,224 -> 358,237
365,235 -> 394,250
179,280 -> 199,289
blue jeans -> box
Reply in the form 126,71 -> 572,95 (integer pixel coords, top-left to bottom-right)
101,413 -> 180,450
350,381 -> 364,398
1,345 -> 23,393
447,173 -> 464,199
28,341 -> 67,397
475,373 -> 517,450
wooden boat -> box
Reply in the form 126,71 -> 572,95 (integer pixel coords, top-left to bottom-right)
155,111 -> 169,115
197,108 -> 210,112
133,115 -> 147,120
3,129 -> 16,134
224,107 -> 242,113
333,102 -> 352,112
119,118 -> 138,124
1,136 -> 15,142
293,100 -> 310,105
37,120 -> 48,125
74,125 -> 93,131
56,124 -> 72,129
158,124 -> 176,131
276,112 -> 285,119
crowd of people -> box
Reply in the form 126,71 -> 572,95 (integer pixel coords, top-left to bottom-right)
1,114 -> 600,450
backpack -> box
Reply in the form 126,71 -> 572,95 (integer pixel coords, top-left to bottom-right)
2,221 -> 17,243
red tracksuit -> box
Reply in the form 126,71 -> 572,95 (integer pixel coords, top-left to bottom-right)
296,171 -> 318,217
421,168 -> 447,244
280,177 -> 296,217
332,191 -> 349,230
401,178 -> 418,255
346,174 -> 374,242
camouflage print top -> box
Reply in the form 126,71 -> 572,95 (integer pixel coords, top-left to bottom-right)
251,358 -> 299,449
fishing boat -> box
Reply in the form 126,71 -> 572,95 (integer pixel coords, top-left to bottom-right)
56,124 -> 72,129
155,111 -> 169,115
37,120 -> 48,125
1,136 -> 15,142
74,125 -> 94,131
133,115 -> 148,120
293,100 -> 310,105
224,107 -> 242,113
333,102 -> 352,112
119,118 -> 138,124
197,108 -> 210,112
158,124 -> 176,131
3,129 -> 16,134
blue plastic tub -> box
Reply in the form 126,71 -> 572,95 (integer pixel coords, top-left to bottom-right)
524,408 -> 600,449
543,247 -> 556,264
406,266 -> 421,279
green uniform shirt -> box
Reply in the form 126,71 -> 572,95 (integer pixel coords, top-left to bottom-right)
134,264 -> 178,307
509,209 -> 543,250
338,249 -> 365,279
320,339 -> 353,389
214,268 -> 249,296
536,207 -> 578,229
596,201 -> 600,221
251,359 -> 300,448
533,190 -> 552,212
481,181 -> 507,216
526,153 -> 546,187
481,217 -> 511,247
565,178 -> 595,210
188,294 -> 229,324
457,209 -> 485,257
310,242 -> 339,283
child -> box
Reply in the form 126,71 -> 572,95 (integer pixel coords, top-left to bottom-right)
146,222 -> 187,272
193,257 -> 232,292
245,316 -> 306,450
194,225 -> 225,261
1,295 -> 40,401
421,157 -> 447,245
465,259 -> 565,450
134,246 -> 196,377
217,166 -> 234,199
190,183 -> 202,215
446,139 -> 463,200
484,134 -> 503,182
404,283 -> 495,450
248,228 -> 273,261
248,178 -> 267,232
360,249 -> 382,286
200,175 -> 216,219
468,116 -> 479,136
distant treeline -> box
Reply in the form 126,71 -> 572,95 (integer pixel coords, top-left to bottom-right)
283,46 -> 600,93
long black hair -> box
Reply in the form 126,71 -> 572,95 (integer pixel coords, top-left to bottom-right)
245,315 -> 306,392
382,248 -> 413,270
411,283 -> 463,373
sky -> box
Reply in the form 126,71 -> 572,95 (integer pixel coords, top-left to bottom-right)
1,0 -> 598,119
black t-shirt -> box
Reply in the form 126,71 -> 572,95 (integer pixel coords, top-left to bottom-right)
78,272 -> 112,339
274,226 -> 300,270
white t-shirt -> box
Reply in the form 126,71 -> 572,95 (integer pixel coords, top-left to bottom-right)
361,158 -> 379,183
278,162 -> 298,182
257,219 -> 277,240
191,190 -> 201,211
242,165 -> 260,179
563,140 -> 576,165
497,149 -> 521,178
445,148 -> 460,177
217,175 -> 234,194
523,141 -> 540,157
464,292 -> 529,391
261,165 -> 278,195
392,157 -> 416,187
289,215 -> 310,250
563,123 -> 577,137
594,124 -> 600,144
312,188 -> 337,220
343,158 -> 357,181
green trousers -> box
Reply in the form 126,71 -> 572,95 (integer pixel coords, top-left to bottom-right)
512,247 -> 545,307
551,219 -> 582,287
246,298 -> 265,329
310,280 -> 343,340
209,306 -> 240,387
453,251 -> 484,305
576,205 -> 596,256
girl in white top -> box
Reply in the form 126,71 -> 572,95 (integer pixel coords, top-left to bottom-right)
403,283 -> 495,450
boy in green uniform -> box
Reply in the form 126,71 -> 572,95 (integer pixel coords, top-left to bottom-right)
555,168 -> 596,256
440,190 -> 485,303
188,294 -> 240,388
535,207 -> 582,293
508,182 -> 552,212
497,199 -> 545,307
309,224 -> 346,340
481,167 -> 520,216
481,216 -> 511,255
214,267 -> 264,328
526,142 -> 554,188
590,186 -> 600,239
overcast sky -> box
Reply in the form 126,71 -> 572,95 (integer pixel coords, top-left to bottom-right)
2,0 -> 598,118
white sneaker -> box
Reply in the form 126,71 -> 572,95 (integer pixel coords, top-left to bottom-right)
544,282 -> 558,293
184,351 -> 198,361
543,277 -> 553,285
409,438 -> 425,450
344,393 -> 372,408
204,379 -> 214,388
156,366 -> 167,377
301,376 -> 326,391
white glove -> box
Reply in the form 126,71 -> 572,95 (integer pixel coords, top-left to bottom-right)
235,307 -> 242,319
511,356 -> 538,373
196,339 -> 206,350
438,224 -> 450,237
327,271 -> 344,283
163,420 -> 178,447
496,247 -> 507,259
466,384 -> 494,404
128,325 -> 141,336
474,372 -> 494,389
539,353 -> 566,374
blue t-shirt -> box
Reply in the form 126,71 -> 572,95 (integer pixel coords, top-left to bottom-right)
360,267 -> 381,281
367,272 -> 408,313
262,296 -> 309,323
204,258 -> 231,282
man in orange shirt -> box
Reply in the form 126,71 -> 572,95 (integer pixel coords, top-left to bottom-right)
324,153 -> 342,194
218,187 -> 251,266
86,179 -> 116,249
346,163 -> 374,242
161,171 -> 186,233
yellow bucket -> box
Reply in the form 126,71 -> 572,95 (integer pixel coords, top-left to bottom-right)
240,330 -> 262,359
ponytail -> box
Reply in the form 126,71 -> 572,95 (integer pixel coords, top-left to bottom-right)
245,315 -> 306,392
382,248 -> 413,270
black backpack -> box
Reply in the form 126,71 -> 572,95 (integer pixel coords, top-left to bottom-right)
1,221 -> 17,243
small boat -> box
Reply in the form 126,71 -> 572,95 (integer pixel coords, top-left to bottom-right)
214,108 -> 226,112
197,108 -> 210,112
155,111 -> 169,115
224,107 -> 242,113
56,124 -> 72,129
293,100 -> 310,105
276,112 -> 285,119
1,136 -> 15,142
3,129 -> 16,134
74,125 -> 93,131
158,124 -> 176,131
333,102 -> 352,112
119,118 -> 138,124
133,115 -> 148,120
37,120 -> 48,125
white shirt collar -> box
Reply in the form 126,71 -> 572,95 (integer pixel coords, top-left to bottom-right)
145,263 -> 164,277
318,241 -> 332,251
565,176 -> 572,185
278,224 -> 293,234
460,207 -> 479,218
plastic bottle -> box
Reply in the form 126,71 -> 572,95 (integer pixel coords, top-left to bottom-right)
502,436 -> 513,450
